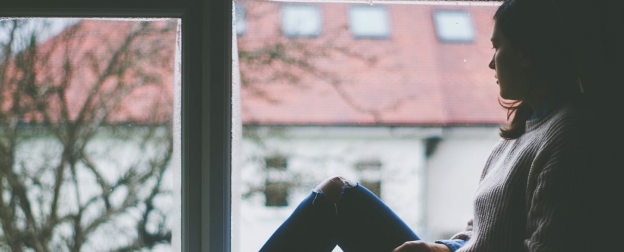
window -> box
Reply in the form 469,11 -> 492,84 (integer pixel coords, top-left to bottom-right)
433,9 -> 475,42
264,155 -> 290,206
349,6 -> 390,38
0,18 -> 179,252
355,160 -> 383,198
0,0 -> 230,251
281,5 -> 322,37
264,181 -> 290,206
235,2 -> 246,36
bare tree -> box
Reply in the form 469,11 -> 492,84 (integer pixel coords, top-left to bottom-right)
0,18 -> 176,252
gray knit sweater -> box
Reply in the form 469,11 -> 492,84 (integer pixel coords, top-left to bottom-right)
453,104 -> 590,252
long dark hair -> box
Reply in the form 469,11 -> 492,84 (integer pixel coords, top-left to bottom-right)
494,0 -> 581,139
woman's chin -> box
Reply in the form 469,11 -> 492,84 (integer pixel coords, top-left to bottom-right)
499,92 -> 519,101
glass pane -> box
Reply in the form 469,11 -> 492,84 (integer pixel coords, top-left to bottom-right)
233,1 -> 501,252
433,10 -> 475,42
349,6 -> 390,38
0,18 -> 180,252
281,5 -> 322,37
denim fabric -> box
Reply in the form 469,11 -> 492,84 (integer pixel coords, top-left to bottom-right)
434,239 -> 467,252
259,184 -> 420,252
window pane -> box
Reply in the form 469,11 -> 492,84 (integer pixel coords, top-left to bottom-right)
281,5 -> 322,37
349,6 -> 390,38
433,10 -> 475,42
234,2 -> 502,252
0,18 -> 180,252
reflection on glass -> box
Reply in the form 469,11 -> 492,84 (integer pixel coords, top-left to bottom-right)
0,18 -> 179,252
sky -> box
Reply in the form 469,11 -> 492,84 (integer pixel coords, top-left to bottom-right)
0,18 -> 79,52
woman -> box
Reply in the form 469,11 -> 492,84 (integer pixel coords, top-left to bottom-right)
259,0 -> 591,251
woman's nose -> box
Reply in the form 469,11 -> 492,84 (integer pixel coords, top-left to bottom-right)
488,56 -> 495,70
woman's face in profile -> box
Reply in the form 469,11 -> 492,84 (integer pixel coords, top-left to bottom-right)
489,22 -> 531,101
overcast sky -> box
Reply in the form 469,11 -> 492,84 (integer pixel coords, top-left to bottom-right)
0,18 -> 80,52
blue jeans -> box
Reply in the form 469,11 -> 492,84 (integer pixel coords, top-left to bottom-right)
259,184 -> 420,252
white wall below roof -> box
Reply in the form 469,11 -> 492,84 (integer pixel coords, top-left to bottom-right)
425,126 -> 501,241
10,128 -> 174,252
235,125 -> 501,251
238,126 -> 429,252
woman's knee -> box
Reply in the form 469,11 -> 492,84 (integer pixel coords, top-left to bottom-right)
315,176 -> 356,203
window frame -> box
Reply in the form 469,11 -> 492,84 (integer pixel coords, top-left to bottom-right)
0,0 -> 231,251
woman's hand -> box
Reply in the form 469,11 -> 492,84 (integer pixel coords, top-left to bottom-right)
392,241 -> 451,252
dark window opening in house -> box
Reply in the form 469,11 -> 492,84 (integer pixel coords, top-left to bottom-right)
349,5 -> 390,38
281,4 -> 322,37
433,9 -> 476,42
0,18 -> 180,252
264,155 -> 290,207
355,160 -> 383,198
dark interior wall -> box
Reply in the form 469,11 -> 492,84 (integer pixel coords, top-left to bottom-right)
558,0 -> 624,107
557,1 -> 624,250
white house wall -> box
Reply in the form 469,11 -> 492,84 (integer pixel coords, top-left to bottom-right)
10,128 -> 174,252
425,127 -> 501,241
238,126 -> 435,252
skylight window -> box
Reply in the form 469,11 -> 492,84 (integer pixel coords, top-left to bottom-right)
349,6 -> 390,38
433,9 -> 475,43
235,2 -> 246,36
281,5 -> 322,37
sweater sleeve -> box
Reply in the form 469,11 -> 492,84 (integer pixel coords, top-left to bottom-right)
434,239 -> 467,252
450,218 -> 473,241
434,218 -> 472,252
524,114 -> 590,252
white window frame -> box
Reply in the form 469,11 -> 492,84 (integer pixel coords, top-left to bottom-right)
0,0 -> 231,251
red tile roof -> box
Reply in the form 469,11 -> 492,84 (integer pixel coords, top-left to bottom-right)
238,2 -> 507,126
4,20 -> 176,125
18,2 -> 507,126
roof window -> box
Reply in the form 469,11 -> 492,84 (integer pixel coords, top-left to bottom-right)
433,9 -> 475,43
281,5 -> 322,37
349,6 -> 390,38
235,2 -> 246,36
